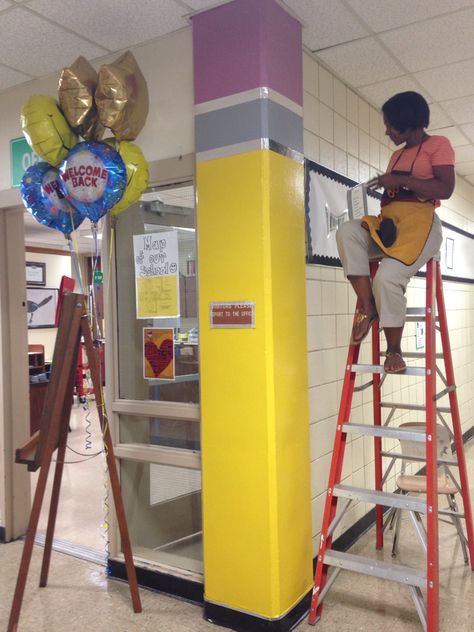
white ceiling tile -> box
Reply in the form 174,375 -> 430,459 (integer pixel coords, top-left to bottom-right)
283,0 -> 368,50
455,160 -> 474,175
430,126 -> 469,147
381,9 -> 474,72
316,38 -> 403,87
28,0 -> 188,51
0,64 -> 32,91
427,103 -> 452,130
358,75 -> 421,109
442,95 -> 474,124
346,0 -> 474,32
453,144 -> 474,162
460,123 -> 474,143
0,8 -> 107,75
415,59 -> 474,102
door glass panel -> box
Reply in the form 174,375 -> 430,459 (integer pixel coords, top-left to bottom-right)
121,459 -> 202,573
119,414 -> 200,451
115,183 -> 199,404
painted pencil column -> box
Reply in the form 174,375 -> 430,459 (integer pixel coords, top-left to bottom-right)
193,0 -> 312,627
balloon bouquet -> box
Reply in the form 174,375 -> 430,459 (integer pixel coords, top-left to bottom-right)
20,51 -> 149,289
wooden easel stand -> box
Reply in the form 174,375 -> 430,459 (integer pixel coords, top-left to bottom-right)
8,294 -> 141,632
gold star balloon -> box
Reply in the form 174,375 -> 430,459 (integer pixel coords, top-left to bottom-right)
95,51 -> 149,141
58,56 -> 104,141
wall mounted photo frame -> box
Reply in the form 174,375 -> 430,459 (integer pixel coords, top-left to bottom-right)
27,287 -> 58,329
26,261 -> 46,286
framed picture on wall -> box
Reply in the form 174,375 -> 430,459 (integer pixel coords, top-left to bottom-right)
26,261 -> 46,286
27,287 -> 58,328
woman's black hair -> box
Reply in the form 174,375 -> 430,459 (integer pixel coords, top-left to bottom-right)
382,91 -> 430,133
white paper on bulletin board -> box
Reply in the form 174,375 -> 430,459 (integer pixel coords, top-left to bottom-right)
133,230 -> 180,319
305,161 -> 381,263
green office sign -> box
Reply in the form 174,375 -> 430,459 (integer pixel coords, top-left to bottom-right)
10,136 -> 40,188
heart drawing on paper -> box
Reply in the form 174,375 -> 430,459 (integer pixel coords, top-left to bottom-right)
144,339 -> 173,377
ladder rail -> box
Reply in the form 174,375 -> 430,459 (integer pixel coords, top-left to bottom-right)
371,261 -> 384,550
435,262 -> 474,568
425,258 -> 439,631
309,305 -> 364,624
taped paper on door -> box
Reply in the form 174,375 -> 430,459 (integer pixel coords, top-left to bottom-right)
133,230 -> 180,319
143,328 -> 174,380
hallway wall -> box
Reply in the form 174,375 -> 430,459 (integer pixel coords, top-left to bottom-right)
26,251 -> 71,361
302,51 -> 474,553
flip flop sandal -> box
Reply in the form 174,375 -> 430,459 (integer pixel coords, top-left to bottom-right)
350,311 -> 377,345
384,351 -> 407,374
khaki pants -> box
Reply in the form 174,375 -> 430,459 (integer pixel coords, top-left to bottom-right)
336,214 -> 443,328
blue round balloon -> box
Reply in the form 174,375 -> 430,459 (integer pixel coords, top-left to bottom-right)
20,162 -> 84,235
59,141 -> 127,223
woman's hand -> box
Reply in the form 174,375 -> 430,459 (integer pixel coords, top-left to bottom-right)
367,173 -> 405,189
367,165 -> 455,199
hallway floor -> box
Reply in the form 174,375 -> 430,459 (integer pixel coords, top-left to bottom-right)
31,403 -> 107,554
1,441 -> 473,631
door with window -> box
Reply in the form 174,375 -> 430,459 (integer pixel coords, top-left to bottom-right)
107,181 -> 202,575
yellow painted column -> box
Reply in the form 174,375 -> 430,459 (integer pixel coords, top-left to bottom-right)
193,2 -> 312,628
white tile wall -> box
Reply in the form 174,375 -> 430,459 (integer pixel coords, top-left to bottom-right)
303,51 -> 474,555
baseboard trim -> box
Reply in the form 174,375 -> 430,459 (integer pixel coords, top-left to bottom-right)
107,558 -> 204,604
204,591 -> 312,632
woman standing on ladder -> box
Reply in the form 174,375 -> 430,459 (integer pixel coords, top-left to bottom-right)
336,91 -> 455,373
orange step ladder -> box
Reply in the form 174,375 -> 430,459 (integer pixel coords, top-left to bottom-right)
309,258 -> 474,631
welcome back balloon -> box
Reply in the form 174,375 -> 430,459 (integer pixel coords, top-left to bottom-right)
59,141 -> 127,223
21,162 -> 84,235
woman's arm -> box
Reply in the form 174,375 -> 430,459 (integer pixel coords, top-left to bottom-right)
368,165 -> 455,199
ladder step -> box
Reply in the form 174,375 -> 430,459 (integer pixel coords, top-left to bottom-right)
351,364 -> 426,376
380,450 -> 458,466
403,351 -> 443,359
323,549 -> 426,588
405,307 -> 439,322
333,484 -> 427,513
381,402 -> 451,413
405,315 -> 439,322
343,423 -> 426,442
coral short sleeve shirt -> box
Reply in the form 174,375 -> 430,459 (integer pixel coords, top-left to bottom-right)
387,135 -> 455,180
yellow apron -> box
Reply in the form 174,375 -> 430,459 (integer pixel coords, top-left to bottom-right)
362,200 -> 435,266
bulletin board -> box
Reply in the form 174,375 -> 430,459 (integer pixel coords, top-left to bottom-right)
305,159 -> 474,283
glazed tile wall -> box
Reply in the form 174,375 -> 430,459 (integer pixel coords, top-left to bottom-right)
303,51 -> 474,553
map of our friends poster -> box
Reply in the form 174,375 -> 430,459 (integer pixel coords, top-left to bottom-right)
133,230 -> 180,318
